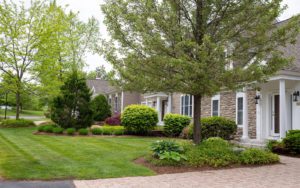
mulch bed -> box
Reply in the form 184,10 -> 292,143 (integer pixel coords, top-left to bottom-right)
134,157 -> 281,175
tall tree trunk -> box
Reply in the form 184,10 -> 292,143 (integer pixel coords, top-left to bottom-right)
193,94 -> 202,144
4,92 -> 8,119
15,91 -> 21,120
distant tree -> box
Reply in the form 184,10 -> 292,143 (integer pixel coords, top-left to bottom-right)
91,94 -> 111,121
51,72 -> 93,129
86,65 -> 109,80
102,0 -> 300,144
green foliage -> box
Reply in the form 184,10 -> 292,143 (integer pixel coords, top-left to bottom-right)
66,128 -> 76,135
0,119 -> 35,128
163,114 -> 191,137
181,117 -> 237,140
121,105 -> 158,135
151,140 -> 186,163
102,0 -> 300,144
78,128 -> 89,135
91,94 -> 111,121
283,130 -> 300,154
53,127 -> 64,134
91,128 -> 103,135
185,138 -> 238,167
102,126 -> 113,135
239,148 -> 279,165
51,72 -> 93,129
43,125 -> 55,133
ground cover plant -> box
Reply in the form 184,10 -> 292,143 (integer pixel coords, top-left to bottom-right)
267,130 -> 300,155
148,138 -> 279,168
0,127 -> 161,180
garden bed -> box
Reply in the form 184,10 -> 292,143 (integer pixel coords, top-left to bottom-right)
134,157 -> 280,175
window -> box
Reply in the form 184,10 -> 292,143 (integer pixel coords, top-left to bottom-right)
237,97 -> 243,125
211,95 -> 220,116
181,95 -> 192,117
114,95 -> 118,112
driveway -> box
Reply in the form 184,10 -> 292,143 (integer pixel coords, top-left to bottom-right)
74,156 -> 300,188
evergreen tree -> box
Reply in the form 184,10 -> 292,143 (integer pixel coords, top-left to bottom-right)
51,72 -> 93,129
91,94 -> 111,121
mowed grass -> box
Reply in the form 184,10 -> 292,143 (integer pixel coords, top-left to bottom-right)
0,128 -> 160,180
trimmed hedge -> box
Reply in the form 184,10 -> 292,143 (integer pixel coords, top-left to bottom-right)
66,128 -> 76,135
181,116 -> 237,140
91,128 -> 103,135
0,119 -> 35,128
78,128 -> 89,135
283,130 -> 300,154
121,105 -> 158,135
53,127 -> 64,134
163,114 -> 191,137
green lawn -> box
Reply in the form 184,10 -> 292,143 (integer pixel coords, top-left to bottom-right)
0,128 -> 163,180
0,109 -> 44,117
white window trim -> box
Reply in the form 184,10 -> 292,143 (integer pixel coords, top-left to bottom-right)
236,92 -> 244,128
211,94 -> 220,117
114,93 -> 118,112
180,94 -> 194,117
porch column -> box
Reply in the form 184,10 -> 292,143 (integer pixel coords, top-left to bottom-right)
242,88 -> 249,140
167,93 -> 172,114
156,97 -> 162,124
280,79 -> 287,138
256,91 -> 262,141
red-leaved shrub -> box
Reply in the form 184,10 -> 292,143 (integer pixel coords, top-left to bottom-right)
105,113 -> 121,125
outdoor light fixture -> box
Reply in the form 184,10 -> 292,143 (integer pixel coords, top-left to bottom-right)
254,95 -> 261,104
293,91 -> 300,102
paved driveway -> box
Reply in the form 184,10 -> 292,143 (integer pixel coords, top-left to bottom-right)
74,156 -> 300,188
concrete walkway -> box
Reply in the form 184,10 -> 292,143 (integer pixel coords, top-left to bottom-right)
74,156 -> 300,188
0,181 -> 75,188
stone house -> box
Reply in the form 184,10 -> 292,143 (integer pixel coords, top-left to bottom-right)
87,20 -> 300,143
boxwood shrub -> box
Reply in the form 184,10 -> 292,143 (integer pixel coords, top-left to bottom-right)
181,116 -> 237,140
91,128 -> 102,135
66,128 -> 76,135
0,119 -> 35,128
78,128 -> 89,135
239,148 -> 279,165
121,105 -> 158,135
283,130 -> 300,154
53,127 -> 64,134
163,114 -> 191,137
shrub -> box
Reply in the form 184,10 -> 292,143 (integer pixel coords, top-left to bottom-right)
283,130 -> 300,154
239,148 -> 279,165
91,128 -> 103,135
37,125 -> 46,132
114,128 -> 125,135
53,127 -> 64,134
105,113 -> 121,125
102,126 -> 113,135
78,128 -> 89,135
66,128 -> 76,135
180,117 -> 237,140
51,72 -> 93,129
0,119 -> 35,128
91,94 -> 111,121
185,138 -> 238,167
151,140 -> 186,162
163,114 -> 191,137
122,105 -> 158,135
43,125 -> 55,133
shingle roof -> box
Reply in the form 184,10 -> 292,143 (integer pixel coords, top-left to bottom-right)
86,79 -> 118,95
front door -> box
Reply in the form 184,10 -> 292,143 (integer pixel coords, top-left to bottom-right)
161,100 -> 168,121
272,95 -> 280,135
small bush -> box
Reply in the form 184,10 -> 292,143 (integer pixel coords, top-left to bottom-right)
66,128 -> 76,135
283,130 -> 300,154
180,117 -> 237,140
37,125 -> 46,132
43,125 -> 55,133
53,127 -> 64,134
105,113 -> 121,125
122,105 -> 158,135
102,127 -> 113,135
239,148 -> 279,165
78,128 -> 89,135
114,128 -> 124,135
91,94 -> 111,121
151,140 -> 186,163
163,114 -> 191,137
185,138 -> 238,167
91,128 -> 103,135
0,119 -> 35,128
